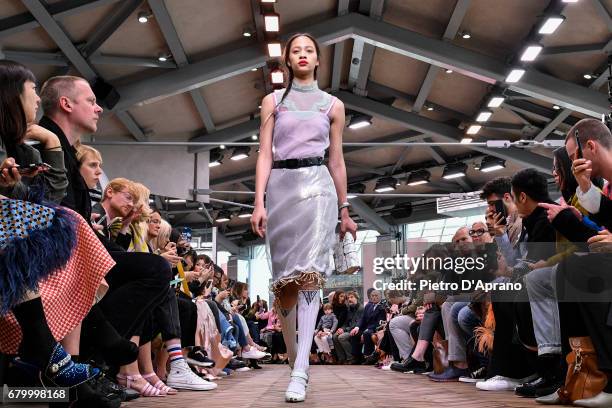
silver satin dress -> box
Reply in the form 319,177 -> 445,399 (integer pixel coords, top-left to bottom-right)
265,81 -> 339,289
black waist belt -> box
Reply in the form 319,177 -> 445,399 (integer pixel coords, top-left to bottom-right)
272,156 -> 324,169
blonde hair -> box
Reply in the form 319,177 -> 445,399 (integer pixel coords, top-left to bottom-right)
75,144 -> 103,165
40,75 -> 88,116
132,182 -> 152,222
150,218 -> 172,252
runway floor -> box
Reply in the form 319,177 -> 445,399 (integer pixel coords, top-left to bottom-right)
122,364 -> 557,408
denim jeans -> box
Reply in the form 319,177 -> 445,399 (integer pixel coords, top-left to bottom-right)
524,265 -> 561,355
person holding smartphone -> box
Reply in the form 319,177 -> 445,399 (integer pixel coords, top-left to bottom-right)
481,177 -> 523,266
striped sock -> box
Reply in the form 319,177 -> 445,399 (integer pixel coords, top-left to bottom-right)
167,345 -> 184,364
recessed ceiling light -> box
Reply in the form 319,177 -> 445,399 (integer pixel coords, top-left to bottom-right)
476,110 -> 492,122
267,42 -> 282,58
520,45 -> 543,62
553,105 -> 561,110
426,106 -> 434,111
251,134 -> 258,140
487,96 -> 505,108
538,15 -> 565,34
583,73 -> 593,79
264,13 -> 280,32
466,124 -> 482,135
219,144 -> 226,150
460,31 -> 471,39
461,138 -> 473,144
251,68 -> 258,72
445,69 -> 453,73
137,11 -> 152,23
271,69 -> 284,84
505,68 -> 525,83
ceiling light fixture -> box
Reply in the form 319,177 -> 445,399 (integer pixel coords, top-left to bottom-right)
461,137 -> 473,144
270,68 -> 284,84
538,15 -> 565,34
209,148 -> 224,167
583,73 -> 593,79
264,12 -> 280,32
374,177 -> 396,193
520,44 -> 543,61
157,52 -> 171,62
442,162 -> 468,180
476,110 -> 492,122
267,42 -> 282,58
466,124 -> 482,134
230,146 -> 251,161
407,170 -> 431,186
238,208 -> 252,219
553,105 -> 561,110
487,96 -> 505,108
460,30 -> 471,39
479,156 -> 506,173
251,134 -> 258,140
216,210 -> 231,223
348,114 -> 372,129
445,68 -> 453,73
505,68 -> 525,83
137,11 -> 152,23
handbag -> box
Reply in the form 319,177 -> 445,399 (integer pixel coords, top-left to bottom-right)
557,336 -> 608,404
333,232 -> 361,274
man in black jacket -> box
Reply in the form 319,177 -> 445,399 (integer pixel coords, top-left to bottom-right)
349,290 -> 386,364
333,291 -> 364,363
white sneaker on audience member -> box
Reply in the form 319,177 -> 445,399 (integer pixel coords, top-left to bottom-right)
235,367 -> 251,372
476,374 -> 538,391
166,360 -> 218,391
242,348 -> 267,360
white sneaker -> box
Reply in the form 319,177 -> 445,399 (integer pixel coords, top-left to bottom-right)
476,374 -> 537,391
242,349 -> 267,360
285,370 -> 308,403
166,361 -> 218,391
235,367 -> 251,372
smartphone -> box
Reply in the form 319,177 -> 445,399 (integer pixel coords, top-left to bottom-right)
18,162 -> 51,174
494,200 -> 507,225
93,213 -> 107,225
575,130 -> 583,159
227,278 -> 236,290
204,279 -> 213,289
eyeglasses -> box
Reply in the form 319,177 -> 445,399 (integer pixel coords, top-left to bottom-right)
469,228 -> 486,237
117,190 -> 134,203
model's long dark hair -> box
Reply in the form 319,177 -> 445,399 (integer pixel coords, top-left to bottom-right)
0,61 -> 36,158
278,33 -> 321,106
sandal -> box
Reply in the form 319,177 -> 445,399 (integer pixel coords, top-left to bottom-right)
143,373 -> 177,395
116,373 -> 165,397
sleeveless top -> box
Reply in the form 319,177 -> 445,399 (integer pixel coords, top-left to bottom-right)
271,81 -> 337,161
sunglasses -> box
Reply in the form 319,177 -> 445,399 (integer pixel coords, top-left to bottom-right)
469,228 -> 486,237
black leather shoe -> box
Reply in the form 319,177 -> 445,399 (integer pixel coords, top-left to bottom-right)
515,376 -> 564,398
390,357 -> 427,373
362,351 -> 380,365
